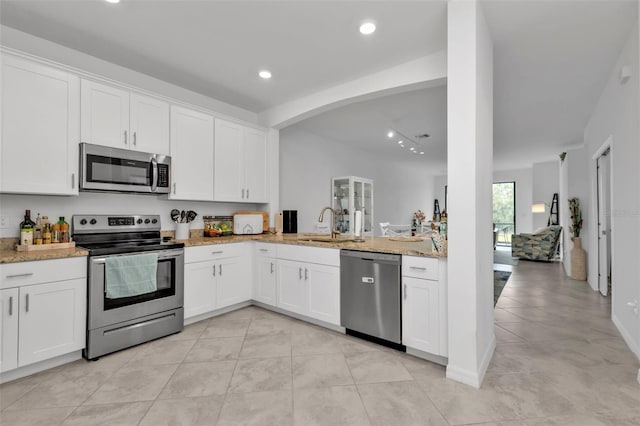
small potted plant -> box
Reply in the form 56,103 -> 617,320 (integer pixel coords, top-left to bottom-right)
568,197 -> 586,280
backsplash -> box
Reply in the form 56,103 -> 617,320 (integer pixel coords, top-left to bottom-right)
0,193 -> 261,239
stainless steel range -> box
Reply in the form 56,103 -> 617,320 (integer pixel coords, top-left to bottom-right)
73,214 -> 184,360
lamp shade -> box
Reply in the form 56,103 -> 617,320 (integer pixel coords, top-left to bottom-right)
531,203 -> 546,213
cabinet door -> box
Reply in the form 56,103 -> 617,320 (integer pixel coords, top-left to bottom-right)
184,260 -> 216,319
255,256 -> 277,306
243,127 -> 268,202
169,106 -> 214,200
306,263 -> 340,325
213,118 -> 244,202
216,256 -> 251,309
129,93 -> 170,155
0,288 -> 19,372
18,278 -> 86,367
276,259 -> 306,315
81,80 -> 130,149
1,55 -> 80,195
402,277 -> 439,355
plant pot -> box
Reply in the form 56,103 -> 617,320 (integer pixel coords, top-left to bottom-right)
570,237 -> 587,280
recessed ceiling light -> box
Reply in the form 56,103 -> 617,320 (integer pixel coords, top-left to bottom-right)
420,152 -> 425,155
359,22 -> 376,35
258,70 -> 272,79
387,131 -> 394,138
104,0 -> 120,3
410,147 -> 415,151
399,144 -> 404,148
397,141 -> 402,144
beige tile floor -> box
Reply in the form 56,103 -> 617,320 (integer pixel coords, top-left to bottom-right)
2,260 -> 639,425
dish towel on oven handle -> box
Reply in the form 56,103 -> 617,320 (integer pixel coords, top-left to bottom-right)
105,253 -> 158,299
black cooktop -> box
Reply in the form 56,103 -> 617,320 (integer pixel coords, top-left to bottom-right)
77,240 -> 184,256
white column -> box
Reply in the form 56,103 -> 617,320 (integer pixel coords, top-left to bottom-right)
446,0 -> 495,388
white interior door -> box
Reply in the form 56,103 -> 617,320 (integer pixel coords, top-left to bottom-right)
596,149 -> 611,297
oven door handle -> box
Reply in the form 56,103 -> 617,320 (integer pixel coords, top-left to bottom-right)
150,157 -> 158,192
91,251 -> 183,264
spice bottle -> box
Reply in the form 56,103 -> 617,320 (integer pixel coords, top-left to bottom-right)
19,210 -> 35,246
52,221 -> 61,243
34,213 -> 43,244
59,217 -> 70,243
42,216 -> 52,244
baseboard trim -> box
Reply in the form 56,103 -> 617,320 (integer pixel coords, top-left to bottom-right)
406,347 -> 448,366
445,333 -> 496,389
612,314 -> 640,362
1,351 -> 82,384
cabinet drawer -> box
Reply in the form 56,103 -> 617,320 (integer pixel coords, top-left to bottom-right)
0,257 -> 86,289
276,244 -> 340,266
185,242 -> 246,264
255,242 -> 276,258
402,256 -> 438,280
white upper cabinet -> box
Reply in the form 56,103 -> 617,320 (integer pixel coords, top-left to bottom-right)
1,54 -> 80,195
129,93 -> 170,155
169,105 -> 214,200
81,80 -> 170,155
214,118 -> 268,203
214,119 -> 244,201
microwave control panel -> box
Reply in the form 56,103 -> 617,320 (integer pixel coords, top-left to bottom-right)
157,164 -> 169,187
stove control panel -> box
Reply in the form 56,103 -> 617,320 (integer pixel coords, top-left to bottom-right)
72,215 -> 162,234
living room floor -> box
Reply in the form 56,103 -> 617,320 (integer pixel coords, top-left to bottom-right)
1,261 -> 639,426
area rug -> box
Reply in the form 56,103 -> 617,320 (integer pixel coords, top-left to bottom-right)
494,270 -> 512,306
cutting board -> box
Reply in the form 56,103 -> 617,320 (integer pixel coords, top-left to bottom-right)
234,210 -> 269,232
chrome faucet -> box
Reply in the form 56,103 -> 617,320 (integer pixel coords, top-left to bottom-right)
318,206 -> 340,239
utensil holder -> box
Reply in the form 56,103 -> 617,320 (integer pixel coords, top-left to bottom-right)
175,223 -> 190,240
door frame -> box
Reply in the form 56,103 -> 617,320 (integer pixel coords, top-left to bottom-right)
591,136 -> 614,296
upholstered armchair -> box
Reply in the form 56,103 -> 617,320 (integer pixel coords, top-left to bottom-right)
511,225 -> 562,261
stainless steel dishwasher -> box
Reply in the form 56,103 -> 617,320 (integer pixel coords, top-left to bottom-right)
340,250 -> 402,345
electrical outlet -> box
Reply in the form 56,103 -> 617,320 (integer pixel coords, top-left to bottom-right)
0,215 -> 7,228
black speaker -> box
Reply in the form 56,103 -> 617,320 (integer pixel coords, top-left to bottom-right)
283,210 -> 297,233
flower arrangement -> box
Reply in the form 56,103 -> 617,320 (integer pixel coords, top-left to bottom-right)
568,197 -> 582,239
413,210 -> 426,223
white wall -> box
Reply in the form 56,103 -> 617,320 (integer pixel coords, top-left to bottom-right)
532,161 -> 560,230
0,26 -> 267,238
493,168 -> 533,234
434,166 -> 534,235
1,193 -> 255,238
561,147 -> 590,277
279,128 -> 435,235
0,26 -> 257,123
583,23 -> 640,360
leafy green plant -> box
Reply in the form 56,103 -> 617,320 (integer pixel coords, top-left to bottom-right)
568,197 -> 583,239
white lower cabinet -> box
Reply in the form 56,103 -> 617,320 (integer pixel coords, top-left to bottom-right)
401,256 -> 447,357
254,244 -> 277,306
183,243 -> 251,319
184,260 -> 217,318
276,259 -> 307,315
0,257 -> 86,373
402,276 -> 440,355
276,245 -> 340,326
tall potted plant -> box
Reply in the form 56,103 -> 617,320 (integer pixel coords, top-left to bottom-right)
568,197 -> 586,280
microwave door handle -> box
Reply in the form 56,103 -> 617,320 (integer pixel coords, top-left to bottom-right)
150,157 -> 158,192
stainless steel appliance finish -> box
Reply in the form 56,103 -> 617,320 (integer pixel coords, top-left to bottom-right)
340,250 -> 402,344
74,214 -> 184,360
80,143 -> 171,194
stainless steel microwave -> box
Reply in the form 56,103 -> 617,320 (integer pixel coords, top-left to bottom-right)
80,143 -> 171,194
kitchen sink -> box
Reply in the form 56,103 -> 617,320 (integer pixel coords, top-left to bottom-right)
297,233 -> 356,243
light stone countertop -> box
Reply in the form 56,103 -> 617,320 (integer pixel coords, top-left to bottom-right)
178,233 -> 446,258
1,233 -> 445,264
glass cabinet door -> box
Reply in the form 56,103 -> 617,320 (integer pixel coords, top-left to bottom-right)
332,176 -> 373,236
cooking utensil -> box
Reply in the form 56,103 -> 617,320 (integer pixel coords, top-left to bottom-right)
187,210 -> 197,223
180,211 -> 186,223
170,209 -> 180,223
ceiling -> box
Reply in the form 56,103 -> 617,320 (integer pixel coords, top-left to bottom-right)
1,0 -> 637,171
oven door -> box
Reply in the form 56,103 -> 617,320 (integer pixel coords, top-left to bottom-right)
87,248 -> 184,330
80,143 -> 170,194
